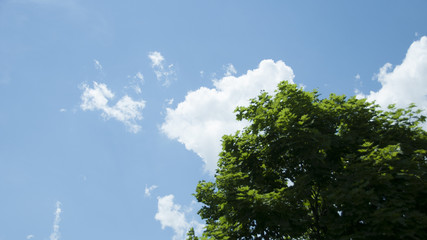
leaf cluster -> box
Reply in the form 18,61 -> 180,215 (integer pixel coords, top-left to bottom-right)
193,82 -> 427,239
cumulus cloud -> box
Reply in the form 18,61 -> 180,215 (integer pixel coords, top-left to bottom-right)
50,201 -> 61,240
145,184 -> 158,197
80,82 -> 146,133
161,59 -> 295,173
155,195 -> 204,240
149,51 -> 165,67
358,36 -> 427,118
148,51 -> 176,87
26,235 -> 34,239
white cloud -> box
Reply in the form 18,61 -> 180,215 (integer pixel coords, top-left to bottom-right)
59,108 -> 67,112
358,36 -> 427,119
148,51 -> 176,87
161,59 -> 295,173
128,72 -> 144,94
50,201 -> 61,240
133,85 -> 142,94
80,82 -> 146,133
148,51 -> 165,67
355,73 -> 360,80
135,72 -> 144,82
94,59 -> 103,71
155,195 -> 204,240
166,98 -> 174,105
144,184 -> 158,197
26,235 -> 34,239
224,63 -> 237,76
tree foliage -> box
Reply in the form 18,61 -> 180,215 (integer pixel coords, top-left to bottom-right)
193,81 -> 427,239
187,227 -> 200,240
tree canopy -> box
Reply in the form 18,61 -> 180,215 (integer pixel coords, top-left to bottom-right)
193,81 -> 427,239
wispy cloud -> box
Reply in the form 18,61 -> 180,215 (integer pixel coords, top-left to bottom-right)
148,51 -> 176,87
94,59 -> 103,71
80,81 -> 146,133
166,98 -> 174,105
161,59 -> 295,174
355,73 -> 360,80
129,72 -> 144,94
135,72 -> 144,82
26,235 -> 34,239
155,195 -> 204,240
224,63 -> 237,76
50,201 -> 62,240
145,184 -> 158,197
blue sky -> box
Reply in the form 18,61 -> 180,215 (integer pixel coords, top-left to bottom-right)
1,1 -> 427,239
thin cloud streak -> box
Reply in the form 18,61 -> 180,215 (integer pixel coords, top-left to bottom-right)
50,201 -> 61,240
94,59 -> 103,71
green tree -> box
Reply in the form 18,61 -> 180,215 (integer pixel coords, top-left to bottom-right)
187,227 -> 199,240
193,82 -> 427,239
